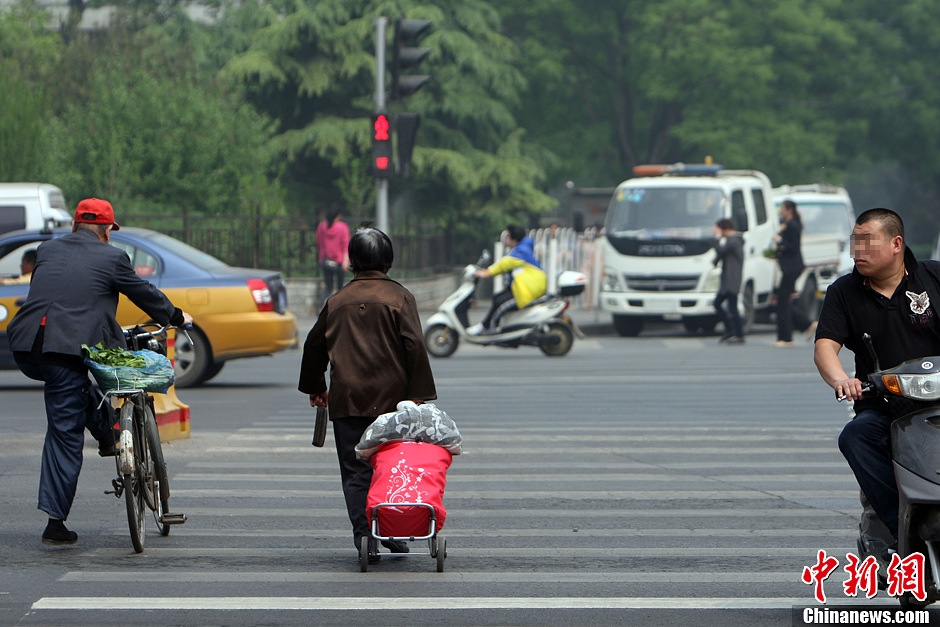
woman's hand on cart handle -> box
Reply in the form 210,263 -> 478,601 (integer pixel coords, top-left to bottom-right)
309,391 -> 328,408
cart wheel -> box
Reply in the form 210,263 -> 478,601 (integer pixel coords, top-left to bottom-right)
359,539 -> 369,573
429,536 -> 438,557
436,537 -> 447,573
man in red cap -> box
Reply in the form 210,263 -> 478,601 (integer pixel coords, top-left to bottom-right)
7,198 -> 192,546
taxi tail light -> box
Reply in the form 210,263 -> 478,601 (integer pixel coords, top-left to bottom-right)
247,279 -> 275,312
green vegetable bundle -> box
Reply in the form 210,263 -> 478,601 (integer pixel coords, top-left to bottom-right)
81,342 -> 146,367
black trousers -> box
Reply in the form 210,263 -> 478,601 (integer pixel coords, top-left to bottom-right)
713,290 -> 743,338
331,417 -> 375,547
481,288 -> 517,330
321,260 -> 345,301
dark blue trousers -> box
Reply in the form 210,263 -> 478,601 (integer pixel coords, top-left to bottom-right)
839,409 -> 898,539
18,361 -> 112,520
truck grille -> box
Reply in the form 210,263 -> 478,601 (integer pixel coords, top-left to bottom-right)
624,274 -> 701,291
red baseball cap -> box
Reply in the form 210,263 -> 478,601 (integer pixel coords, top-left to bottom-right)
74,198 -> 120,230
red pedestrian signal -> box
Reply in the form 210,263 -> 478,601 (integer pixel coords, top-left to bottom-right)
372,113 -> 393,178
374,114 -> 390,141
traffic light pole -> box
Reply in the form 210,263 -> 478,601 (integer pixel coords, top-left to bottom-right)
374,17 -> 389,234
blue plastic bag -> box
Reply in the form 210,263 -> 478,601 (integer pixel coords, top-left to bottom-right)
84,348 -> 175,394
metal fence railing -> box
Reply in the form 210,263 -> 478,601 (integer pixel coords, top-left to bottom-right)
130,217 -> 455,277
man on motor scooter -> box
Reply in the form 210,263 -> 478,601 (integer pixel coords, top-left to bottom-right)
468,225 -> 547,335
814,208 -> 940,552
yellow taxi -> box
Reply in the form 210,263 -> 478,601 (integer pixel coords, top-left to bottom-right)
0,227 -> 297,387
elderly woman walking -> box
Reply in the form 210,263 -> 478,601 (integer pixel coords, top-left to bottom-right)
298,227 -> 437,560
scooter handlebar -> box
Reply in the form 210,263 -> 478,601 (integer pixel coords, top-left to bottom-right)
836,382 -> 873,402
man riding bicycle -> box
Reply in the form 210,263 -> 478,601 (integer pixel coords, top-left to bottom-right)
8,198 -> 192,546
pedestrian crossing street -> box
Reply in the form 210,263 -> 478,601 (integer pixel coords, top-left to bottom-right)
25,408 -> 876,625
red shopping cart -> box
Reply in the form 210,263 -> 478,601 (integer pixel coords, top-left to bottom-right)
361,440 -> 452,572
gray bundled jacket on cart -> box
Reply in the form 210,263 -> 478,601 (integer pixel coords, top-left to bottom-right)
356,401 -> 462,460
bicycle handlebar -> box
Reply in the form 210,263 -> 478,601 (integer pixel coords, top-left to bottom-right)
124,322 -> 193,350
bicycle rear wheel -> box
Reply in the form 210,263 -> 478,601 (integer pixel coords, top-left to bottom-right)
143,404 -> 171,536
120,401 -> 146,553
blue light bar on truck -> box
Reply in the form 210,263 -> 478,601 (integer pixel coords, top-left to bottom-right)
633,163 -> 724,176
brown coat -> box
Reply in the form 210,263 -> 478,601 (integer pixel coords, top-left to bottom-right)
298,271 -> 437,418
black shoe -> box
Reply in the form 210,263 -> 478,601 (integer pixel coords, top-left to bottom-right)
42,519 -> 77,546
98,428 -> 120,457
718,331 -> 734,343
381,539 -> 410,553
726,336 -> 745,344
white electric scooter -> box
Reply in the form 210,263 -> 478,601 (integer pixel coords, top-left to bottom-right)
423,251 -> 586,358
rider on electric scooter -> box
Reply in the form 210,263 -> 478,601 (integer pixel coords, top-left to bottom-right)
814,208 -> 940,556
469,225 -> 547,336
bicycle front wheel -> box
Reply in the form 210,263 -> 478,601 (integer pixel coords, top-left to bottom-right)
143,404 -> 171,536
120,401 -> 146,553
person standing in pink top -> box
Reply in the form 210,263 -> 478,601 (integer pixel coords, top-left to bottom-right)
316,205 -> 350,303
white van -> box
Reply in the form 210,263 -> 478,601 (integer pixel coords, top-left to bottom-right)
772,184 -> 855,315
599,164 -> 778,336
0,183 -> 72,236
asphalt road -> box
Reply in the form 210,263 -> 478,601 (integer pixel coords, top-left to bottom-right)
1,316 -> 934,626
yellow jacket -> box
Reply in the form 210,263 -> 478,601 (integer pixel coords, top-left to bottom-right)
488,256 -> 547,308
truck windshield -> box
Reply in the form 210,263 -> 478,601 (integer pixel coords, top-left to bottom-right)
606,187 -> 727,239
797,201 -> 852,238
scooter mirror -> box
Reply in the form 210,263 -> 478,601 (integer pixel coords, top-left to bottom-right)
478,250 -> 492,266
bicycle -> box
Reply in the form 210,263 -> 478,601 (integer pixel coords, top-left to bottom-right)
99,323 -> 188,553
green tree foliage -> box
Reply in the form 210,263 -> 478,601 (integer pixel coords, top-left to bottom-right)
501,0 -> 868,186
218,0 -> 557,236
0,1 -> 61,181
45,17 -> 280,224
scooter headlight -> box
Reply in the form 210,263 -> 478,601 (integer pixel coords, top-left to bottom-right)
881,372 -> 940,400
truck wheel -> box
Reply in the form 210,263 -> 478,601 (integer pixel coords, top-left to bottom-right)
740,283 -> 756,333
612,315 -> 643,337
682,316 -> 718,335
797,275 -> 818,320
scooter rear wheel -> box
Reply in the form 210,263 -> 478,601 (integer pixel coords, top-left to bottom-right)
425,324 -> 459,358
539,322 -> 574,357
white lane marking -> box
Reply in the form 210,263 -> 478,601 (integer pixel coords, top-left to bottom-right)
28,596 -> 858,611
183,460 -> 850,470
168,473 -> 857,485
225,433 -> 836,442
168,488 -> 857,499
75,547 -> 843,558
59,571 -> 802,583
99,527 -> 854,538
176,506 -> 858,518
203,446 -> 838,455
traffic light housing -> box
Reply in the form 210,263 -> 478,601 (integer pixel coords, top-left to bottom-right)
372,113 -> 393,178
392,18 -> 431,101
396,113 -> 420,178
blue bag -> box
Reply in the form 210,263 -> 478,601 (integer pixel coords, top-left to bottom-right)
84,348 -> 175,394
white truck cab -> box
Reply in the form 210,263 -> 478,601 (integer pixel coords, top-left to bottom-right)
599,163 -> 777,336
772,184 -> 855,316
0,183 -> 72,237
